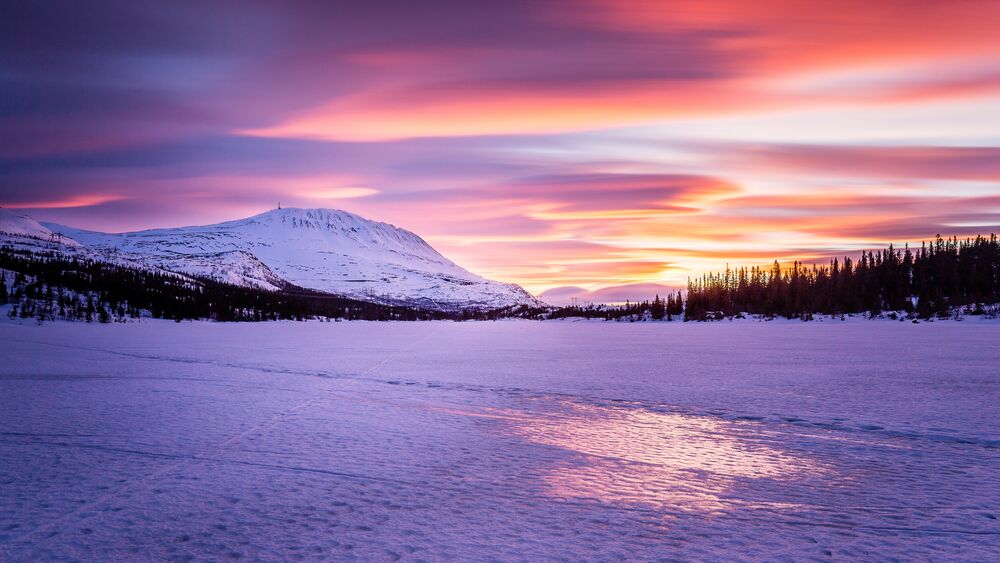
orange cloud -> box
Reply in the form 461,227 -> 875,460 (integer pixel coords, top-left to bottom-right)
563,0 -> 1000,73
1,194 -> 126,209
244,83 -> 771,141
244,1 -> 1000,142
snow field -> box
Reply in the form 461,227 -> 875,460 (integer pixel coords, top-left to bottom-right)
1,320 -> 998,560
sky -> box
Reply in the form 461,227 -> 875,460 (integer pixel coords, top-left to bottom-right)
2,1 -> 999,302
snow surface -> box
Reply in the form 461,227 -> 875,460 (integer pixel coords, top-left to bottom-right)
44,208 -> 542,310
1,321 -> 998,560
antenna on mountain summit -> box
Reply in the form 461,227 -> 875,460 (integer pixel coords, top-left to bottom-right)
278,202 -> 281,210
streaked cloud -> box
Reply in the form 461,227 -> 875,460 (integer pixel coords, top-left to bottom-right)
1,0 -> 998,299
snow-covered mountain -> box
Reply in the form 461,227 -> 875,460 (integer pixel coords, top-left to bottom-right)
0,208 -> 81,248
25,207 -> 541,311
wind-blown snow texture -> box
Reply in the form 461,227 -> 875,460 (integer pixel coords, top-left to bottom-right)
42,208 -> 541,310
1,321 -> 998,560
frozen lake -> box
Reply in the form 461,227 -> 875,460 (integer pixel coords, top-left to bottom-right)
1,320 -> 998,560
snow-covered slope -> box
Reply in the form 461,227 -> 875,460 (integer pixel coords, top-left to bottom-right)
139,250 -> 287,292
43,208 -> 542,311
0,208 -> 81,248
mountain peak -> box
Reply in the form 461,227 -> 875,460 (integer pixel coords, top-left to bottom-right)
36,207 -> 543,311
253,206 -> 360,221
243,207 -> 413,236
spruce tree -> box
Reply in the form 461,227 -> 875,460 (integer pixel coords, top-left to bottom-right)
651,295 -> 665,320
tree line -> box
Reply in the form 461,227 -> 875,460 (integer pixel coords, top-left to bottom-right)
684,234 -> 1000,320
548,292 -> 684,321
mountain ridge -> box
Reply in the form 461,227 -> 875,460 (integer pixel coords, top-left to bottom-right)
2,207 -> 542,311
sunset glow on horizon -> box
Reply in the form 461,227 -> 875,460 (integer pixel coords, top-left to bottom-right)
3,1 -> 999,301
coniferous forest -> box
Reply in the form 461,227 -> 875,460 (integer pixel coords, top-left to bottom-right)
683,235 -> 1000,320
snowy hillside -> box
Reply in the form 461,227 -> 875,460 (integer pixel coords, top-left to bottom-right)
41,208 -> 542,311
0,208 -> 81,248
